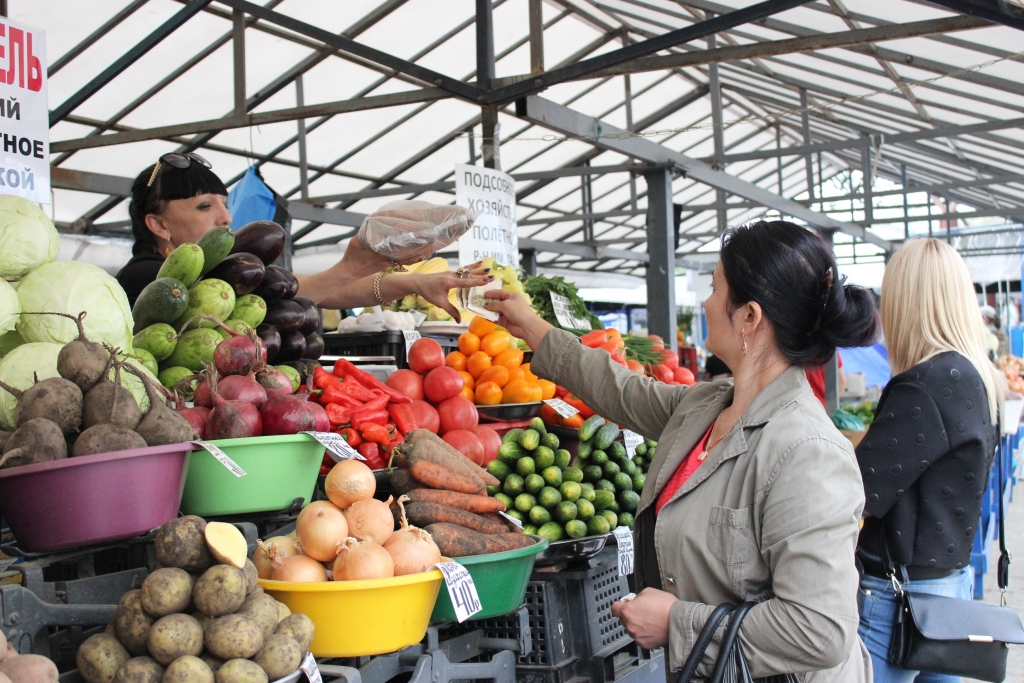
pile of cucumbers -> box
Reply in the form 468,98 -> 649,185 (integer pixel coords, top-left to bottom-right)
130,221 -> 324,395
485,415 -> 655,542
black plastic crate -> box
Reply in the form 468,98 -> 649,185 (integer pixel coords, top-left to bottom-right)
322,331 -> 460,370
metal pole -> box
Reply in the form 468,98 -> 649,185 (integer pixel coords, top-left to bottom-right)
800,88 -> 815,208
581,160 -> 594,242
861,137 -> 873,228
295,75 -> 309,201
708,19 -> 727,234
481,106 -> 501,170
233,8 -> 247,117
822,230 -> 840,413
902,163 -> 909,239
520,248 -> 537,276
623,35 -> 638,212
528,0 -> 544,76
467,126 -> 476,164
0,2 -> 7,17
477,0 -> 499,170
645,168 -> 677,353
928,193 -> 933,238
776,124 -> 784,213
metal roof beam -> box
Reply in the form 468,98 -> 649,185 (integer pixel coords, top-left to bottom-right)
48,0 -> 150,76
923,0 -> 1024,31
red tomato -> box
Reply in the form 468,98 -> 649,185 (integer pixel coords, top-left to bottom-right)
437,396 -> 479,434
673,366 -> 696,385
471,426 -> 502,465
423,366 -> 464,404
661,350 -> 679,369
385,369 -> 424,401
626,359 -> 645,375
409,399 -> 440,434
443,429 -> 485,466
408,337 -> 444,375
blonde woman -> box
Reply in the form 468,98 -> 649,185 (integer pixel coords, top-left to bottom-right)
855,238 -> 1002,683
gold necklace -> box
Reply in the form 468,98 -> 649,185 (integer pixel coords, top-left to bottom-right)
699,415 -> 728,461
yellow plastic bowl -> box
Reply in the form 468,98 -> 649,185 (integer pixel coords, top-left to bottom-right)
259,570 -> 443,657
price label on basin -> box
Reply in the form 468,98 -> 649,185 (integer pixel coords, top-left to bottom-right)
193,441 -> 246,477
301,432 -> 364,462
623,430 -> 644,457
613,526 -> 635,576
543,398 -> 579,419
300,652 -> 323,683
436,561 -> 482,622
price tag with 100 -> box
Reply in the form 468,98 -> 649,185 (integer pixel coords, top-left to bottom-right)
436,561 -> 482,622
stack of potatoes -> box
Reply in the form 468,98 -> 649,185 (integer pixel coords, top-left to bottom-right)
76,516 -> 315,683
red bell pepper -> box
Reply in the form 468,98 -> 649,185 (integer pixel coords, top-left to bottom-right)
561,413 -> 585,429
337,427 -> 362,447
352,410 -> 389,430
360,423 -> 392,449
357,442 -> 386,469
321,383 -> 362,408
385,433 -> 405,460
333,359 -> 411,404
319,453 -> 334,475
387,403 -> 418,435
563,392 -> 595,419
554,384 -> 569,399
325,403 -> 353,428
340,378 -> 378,403
580,329 -> 609,348
359,393 -> 390,415
314,366 -> 337,390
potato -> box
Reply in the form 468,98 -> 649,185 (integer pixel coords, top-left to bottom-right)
113,591 -> 155,657
236,593 -> 280,638
274,614 -> 314,654
242,559 -> 259,595
200,653 -> 225,673
162,656 -> 213,683
205,522 -> 247,569
192,565 -> 246,617
146,614 -> 203,666
77,633 -> 130,683
215,658 -> 268,683
277,602 -> 290,623
104,623 -> 116,637
204,614 -> 264,660
252,634 -> 301,681
154,516 -> 213,572
0,653 -> 58,683
113,656 -> 163,683
192,612 -> 213,633
140,568 -> 193,617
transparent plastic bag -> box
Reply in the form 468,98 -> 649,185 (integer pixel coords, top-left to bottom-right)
355,200 -> 479,263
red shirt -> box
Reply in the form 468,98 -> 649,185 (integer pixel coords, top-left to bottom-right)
655,423 -> 715,515
805,353 -> 843,406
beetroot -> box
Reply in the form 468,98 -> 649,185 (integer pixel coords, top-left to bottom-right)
206,370 -> 263,439
213,331 -> 260,376
192,376 -> 213,409
260,393 -> 317,436
179,405 -> 210,440
217,374 -> 268,408
308,402 -> 330,432
255,366 -> 293,395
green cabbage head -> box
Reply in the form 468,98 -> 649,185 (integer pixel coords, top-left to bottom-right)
0,196 -> 60,281
0,342 -> 62,430
0,278 -> 19,337
16,261 -> 134,351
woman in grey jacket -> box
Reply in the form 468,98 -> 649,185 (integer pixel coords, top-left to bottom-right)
486,221 -> 879,682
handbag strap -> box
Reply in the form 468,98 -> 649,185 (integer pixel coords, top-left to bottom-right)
997,427 -> 1011,604
709,602 -> 756,683
676,604 -> 735,683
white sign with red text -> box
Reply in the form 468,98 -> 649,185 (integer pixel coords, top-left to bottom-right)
0,18 -> 47,203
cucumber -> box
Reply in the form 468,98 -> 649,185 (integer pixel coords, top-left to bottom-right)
578,415 -> 605,442
529,416 -> 547,436
609,441 -> 626,460
594,422 -> 621,451
157,243 -> 204,287
197,226 -> 235,276
132,277 -> 189,333
541,432 -> 559,450
577,440 -> 593,460
518,429 -> 541,451
497,441 -> 524,464
503,428 -> 525,445
635,442 -> 648,457
132,323 -> 178,362
593,490 -> 616,511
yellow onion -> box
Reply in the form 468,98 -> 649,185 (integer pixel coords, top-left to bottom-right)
253,537 -> 298,579
271,554 -> 328,582
295,501 -> 349,562
325,460 -> 375,509
333,538 -> 394,581
384,495 -> 440,576
344,495 -> 395,545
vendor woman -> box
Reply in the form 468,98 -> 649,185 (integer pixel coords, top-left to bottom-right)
116,153 -> 488,315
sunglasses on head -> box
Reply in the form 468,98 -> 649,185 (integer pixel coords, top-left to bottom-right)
146,152 -> 213,188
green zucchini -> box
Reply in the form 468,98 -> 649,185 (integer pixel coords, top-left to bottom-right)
578,415 -> 605,442
157,243 -> 204,287
594,422 -> 621,451
132,277 -> 189,333
197,226 -> 235,276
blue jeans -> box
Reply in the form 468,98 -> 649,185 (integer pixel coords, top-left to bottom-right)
857,567 -> 975,683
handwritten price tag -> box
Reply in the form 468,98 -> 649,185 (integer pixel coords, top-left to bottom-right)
543,398 -> 580,418
623,430 -> 644,458
549,292 -> 590,330
299,652 -> 323,683
402,330 -> 421,362
499,510 -> 524,528
193,441 -> 246,477
436,561 -> 482,622
613,526 -> 635,576
301,432 -> 364,462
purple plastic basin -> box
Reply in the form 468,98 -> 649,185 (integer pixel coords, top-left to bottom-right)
0,442 -> 196,553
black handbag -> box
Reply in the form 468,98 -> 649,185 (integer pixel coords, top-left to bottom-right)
676,602 -> 798,683
886,440 -> 1024,682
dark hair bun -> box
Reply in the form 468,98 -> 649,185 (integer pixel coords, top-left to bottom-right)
720,221 -> 879,367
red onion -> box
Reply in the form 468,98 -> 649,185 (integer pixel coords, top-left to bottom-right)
218,373 -> 268,408
178,406 -> 210,440
214,331 -> 260,376
308,402 -> 330,432
207,371 -> 263,439
260,393 -> 318,436
256,366 -> 294,395
193,376 -> 213,408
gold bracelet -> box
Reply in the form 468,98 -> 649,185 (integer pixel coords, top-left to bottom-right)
373,271 -> 394,307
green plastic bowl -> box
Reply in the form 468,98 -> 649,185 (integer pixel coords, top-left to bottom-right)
180,434 -> 325,516
431,535 -> 549,623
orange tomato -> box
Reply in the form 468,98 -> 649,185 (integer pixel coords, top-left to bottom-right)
507,367 -> 526,384
458,332 -> 481,356
445,351 -> 468,372
460,385 -> 476,402
492,348 -> 524,371
480,330 -> 511,357
475,381 -> 503,405
537,379 -> 557,400
521,363 -> 539,383
478,365 -> 510,388
458,371 -> 475,390
466,351 -> 492,379
502,379 -> 533,404
469,316 -> 498,338
529,383 -> 543,402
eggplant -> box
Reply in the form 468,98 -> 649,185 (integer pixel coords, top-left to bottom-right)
276,329 -> 307,363
206,252 -> 265,296
292,296 -> 321,335
264,299 -> 304,332
254,266 -> 290,301
230,220 -> 287,265
256,324 -> 281,364
279,267 -> 300,299
302,333 -> 324,360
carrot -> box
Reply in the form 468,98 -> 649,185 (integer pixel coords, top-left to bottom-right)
406,430 -> 499,486
409,459 -> 485,495
480,512 -> 522,533
483,533 -> 536,553
424,523 -> 489,557
388,468 -> 420,495
406,440 -> 486,490
404,502 -> 508,534
406,488 -> 506,514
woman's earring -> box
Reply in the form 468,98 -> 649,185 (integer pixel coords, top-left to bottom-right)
741,335 -> 747,355
161,245 -> 173,258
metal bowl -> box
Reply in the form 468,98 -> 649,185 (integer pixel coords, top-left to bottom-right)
533,533 -> 610,567
477,402 -> 543,422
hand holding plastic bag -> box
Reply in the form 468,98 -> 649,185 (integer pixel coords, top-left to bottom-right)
356,200 -> 479,264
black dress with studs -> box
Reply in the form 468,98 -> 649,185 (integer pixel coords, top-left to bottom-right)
856,351 -> 998,570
